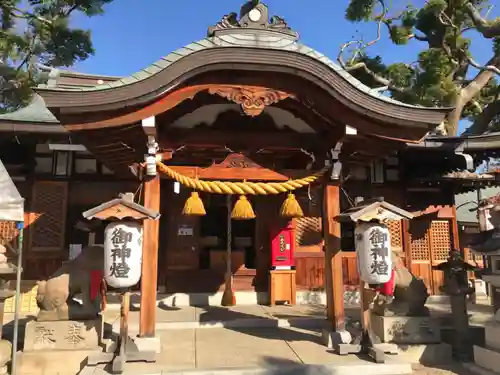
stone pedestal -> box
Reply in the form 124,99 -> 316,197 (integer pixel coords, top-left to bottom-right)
23,317 -> 103,352
370,313 -> 452,365
16,317 -> 103,375
473,321 -> 500,374
371,314 -> 441,344
472,273 -> 500,374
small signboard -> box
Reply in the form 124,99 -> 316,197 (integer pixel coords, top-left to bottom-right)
178,225 -> 194,236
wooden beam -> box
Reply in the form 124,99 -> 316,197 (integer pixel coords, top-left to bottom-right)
139,176 -> 160,338
159,166 -> 320,181
322,180 -> 345,331
161,129 -> 318,150
142,116 -> 157,137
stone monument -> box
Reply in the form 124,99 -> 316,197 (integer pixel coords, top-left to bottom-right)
16,245 -> 105,375
0,243 -> 18,374
471,249 -> 500,374
369,249 -> 451,364
432,250 -> 477,362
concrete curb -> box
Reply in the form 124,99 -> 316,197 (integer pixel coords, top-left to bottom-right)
85,362 -> 413,375
111,317 -> 326,333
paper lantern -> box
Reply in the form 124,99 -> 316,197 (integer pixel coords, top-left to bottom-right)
355,222 -> 392,284
104,221 -> 143,288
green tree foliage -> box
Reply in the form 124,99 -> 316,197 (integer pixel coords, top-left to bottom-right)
0,0 -> 113,113
340,0 -> 500,135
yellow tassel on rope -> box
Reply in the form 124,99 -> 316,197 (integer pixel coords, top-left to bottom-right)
231,195 -> 255,220
182,191 -> 206,216
280,192 -> 304,218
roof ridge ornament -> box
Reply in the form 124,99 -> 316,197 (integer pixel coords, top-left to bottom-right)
207,1 -> 298,40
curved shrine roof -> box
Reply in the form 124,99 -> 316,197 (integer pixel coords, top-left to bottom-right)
32,1 -> 450,132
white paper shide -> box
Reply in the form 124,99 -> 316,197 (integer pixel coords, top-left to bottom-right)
104,221 -> 143,288
355,222 -> 392,284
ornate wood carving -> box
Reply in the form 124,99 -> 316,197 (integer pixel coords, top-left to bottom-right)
219,153 -> 260,169
207,2 -> 298,39
208,86 -> 291,117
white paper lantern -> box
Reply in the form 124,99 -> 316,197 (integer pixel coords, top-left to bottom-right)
104,221 -> 143,288
355,222 -> 392,284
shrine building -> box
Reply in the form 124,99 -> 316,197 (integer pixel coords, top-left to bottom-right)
0,1 -> 487,336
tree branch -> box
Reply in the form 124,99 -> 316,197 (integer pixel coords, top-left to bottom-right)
337,40 -> 409,92
462,56 -> 500,104
465,2 -> 500,39
465,100 -> 500,134
467,56 -> 500,76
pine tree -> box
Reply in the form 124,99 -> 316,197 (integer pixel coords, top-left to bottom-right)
0,0 -> 113,113
340,0 -> 500,135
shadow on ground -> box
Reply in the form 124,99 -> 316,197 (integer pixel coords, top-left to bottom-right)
258,356 -> 335,375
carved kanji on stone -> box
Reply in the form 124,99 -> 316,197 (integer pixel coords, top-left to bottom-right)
34,325 -> 56,345
65,323 -> 85,345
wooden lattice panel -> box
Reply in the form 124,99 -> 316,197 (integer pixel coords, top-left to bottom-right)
430,220 -> 451,262
294,185 -> 322,248
0,221 -> 18,247
410,222 -> 430,261
295,217 -> 322,248
466,249 -> 484,265
4,285 -> 38,313
386,220 -> 402,251
30,181 -> 68,252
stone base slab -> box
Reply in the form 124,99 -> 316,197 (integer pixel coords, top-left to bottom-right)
371,313 -> 441,344
396,343 -> 452,365
321,328 -> 352,349
464,362 -> 500,375
484,322 -> 500,351
24,317 -> 102,352
132,336 -> 161,354
474,345 -> 500,374
15,349 -> 102,375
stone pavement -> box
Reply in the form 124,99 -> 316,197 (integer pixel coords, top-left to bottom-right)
82,326 -> 412,375
2,303 -> 494,375
97,303 -> 494,334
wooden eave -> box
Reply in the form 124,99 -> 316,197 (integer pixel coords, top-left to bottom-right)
0,120 -> 67,134
35,47 -> 450,142
337,197 -> 414,222
83,193 -> 160,221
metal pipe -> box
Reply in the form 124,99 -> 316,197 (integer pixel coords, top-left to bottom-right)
11,223 -> 23,375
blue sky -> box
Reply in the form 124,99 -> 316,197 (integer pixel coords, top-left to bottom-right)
71,0 -> 498,134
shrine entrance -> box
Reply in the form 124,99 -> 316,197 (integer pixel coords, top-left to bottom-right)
35,0 -> 448,340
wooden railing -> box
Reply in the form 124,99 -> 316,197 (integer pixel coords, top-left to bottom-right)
295,251 -> 359,290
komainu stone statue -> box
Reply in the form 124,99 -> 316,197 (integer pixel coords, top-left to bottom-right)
372,250 -> 430,317
36,245 -> 104,321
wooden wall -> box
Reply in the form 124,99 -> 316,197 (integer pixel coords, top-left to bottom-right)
6,176 -> 463,296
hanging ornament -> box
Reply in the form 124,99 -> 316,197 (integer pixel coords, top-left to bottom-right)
182,191 -> 206,216
231,195 -> 255,220
280,192 -> 304,218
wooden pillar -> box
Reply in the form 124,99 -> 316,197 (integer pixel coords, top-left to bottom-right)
402,219 -> 412,269
139,176 -> 160,337
322,181 -> 345,330
451,205 -> 461,252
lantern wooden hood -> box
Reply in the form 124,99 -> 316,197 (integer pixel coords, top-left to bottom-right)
337,197 -> 414,223
82,192 -> 160,221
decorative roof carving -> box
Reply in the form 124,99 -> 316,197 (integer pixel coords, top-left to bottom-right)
207,86 -> 292,117
207,1 -> 298,40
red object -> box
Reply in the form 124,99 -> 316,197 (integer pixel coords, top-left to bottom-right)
90,270 -> 104,301
377,269 -> 396,296
270,222 -> 295,269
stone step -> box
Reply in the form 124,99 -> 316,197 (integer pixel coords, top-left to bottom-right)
83,362 -> 413,375
473,345 -> 500,374
111,316 -> 326,334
